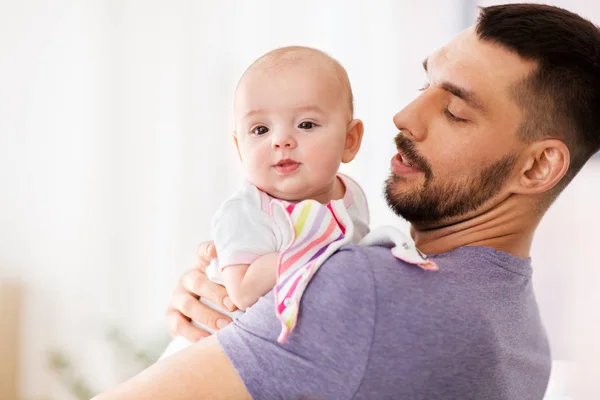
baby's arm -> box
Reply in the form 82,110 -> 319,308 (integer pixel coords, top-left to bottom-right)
221,253 -> 279,311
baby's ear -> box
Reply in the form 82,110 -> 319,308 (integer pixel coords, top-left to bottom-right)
342,119 -> 364,163
232,133 -> 243,162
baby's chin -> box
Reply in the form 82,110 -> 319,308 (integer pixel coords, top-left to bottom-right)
261,184 -> 338,205
253,180 -> 312,202
261,186 -> 307,202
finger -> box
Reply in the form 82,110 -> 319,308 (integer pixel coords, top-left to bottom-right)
171,292 -> 233,331
166,311 -> 210,342
195,241 -> 217,271
181,268 -> 238,312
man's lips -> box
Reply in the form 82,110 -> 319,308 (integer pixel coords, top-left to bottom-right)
391,152 -> 421,175
273,159 -> 300,174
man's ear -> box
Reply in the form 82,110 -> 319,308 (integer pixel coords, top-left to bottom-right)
513,139 -> 570,195
232,133 -> 242,162
342,119 -> 364,163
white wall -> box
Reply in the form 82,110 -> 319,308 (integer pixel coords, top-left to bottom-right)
0,0 -> 598,398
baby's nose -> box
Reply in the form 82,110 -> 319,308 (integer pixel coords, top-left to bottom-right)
271,131 -> 297,149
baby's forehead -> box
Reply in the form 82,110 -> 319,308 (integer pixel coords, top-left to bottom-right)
236,48 -> 354,116
250,62 -> 343,91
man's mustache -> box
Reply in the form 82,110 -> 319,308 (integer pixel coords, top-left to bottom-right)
393,133 -> 432,177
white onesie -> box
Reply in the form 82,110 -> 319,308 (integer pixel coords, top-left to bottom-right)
207,173 -> 370,284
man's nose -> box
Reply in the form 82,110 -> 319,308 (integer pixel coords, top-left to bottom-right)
271,130 -> 297,149
392,91 -> 433,142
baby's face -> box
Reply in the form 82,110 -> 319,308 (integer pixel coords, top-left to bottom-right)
234,63 -> 352,202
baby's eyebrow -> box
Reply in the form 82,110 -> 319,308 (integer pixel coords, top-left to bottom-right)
294,105 -> 325,115
240,105 -> 327,122
242,109 -> 265,119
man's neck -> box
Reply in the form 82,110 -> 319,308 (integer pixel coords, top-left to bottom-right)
410,195 -> 541,258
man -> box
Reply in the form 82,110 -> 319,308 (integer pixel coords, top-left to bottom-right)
95,4 -> 600,399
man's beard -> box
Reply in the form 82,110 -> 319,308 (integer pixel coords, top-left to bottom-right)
384,134 -> 518,226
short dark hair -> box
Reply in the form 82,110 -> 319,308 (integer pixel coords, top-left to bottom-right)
476,4 -> 600,191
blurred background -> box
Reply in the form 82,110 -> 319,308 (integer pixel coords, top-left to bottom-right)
0,0 -> 598,399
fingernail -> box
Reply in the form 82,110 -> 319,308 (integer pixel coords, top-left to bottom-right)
206,243 -> 214,255
223,296 -> 234,310
217,319 -> 230,329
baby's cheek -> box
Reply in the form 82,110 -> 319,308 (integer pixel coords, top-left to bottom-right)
241,156 -> 263,179
245,152 -> 265,168
314,153 -> 343,177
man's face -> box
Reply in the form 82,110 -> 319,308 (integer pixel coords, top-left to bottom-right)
385,27 -> 537,228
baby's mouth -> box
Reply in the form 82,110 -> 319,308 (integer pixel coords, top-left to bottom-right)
275,159 -> 299,167
274,159 -> 301,174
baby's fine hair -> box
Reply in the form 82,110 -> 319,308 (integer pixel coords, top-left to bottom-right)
239,46 -> 354,117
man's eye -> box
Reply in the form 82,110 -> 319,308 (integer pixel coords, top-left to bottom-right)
298,121 -> 317,130
252,126 -> 269,135
444,108 -> 468,123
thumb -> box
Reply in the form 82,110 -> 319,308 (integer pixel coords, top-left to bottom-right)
196,241 -> 217,263
206,242 -> 217,258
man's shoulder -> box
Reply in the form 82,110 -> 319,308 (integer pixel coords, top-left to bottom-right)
317,244 -> 530,330
319,244 -> 441,293
298,245 -> 379,324
325,243 -> 532,287
306,244 -> 446,318
314,244 -> 377,281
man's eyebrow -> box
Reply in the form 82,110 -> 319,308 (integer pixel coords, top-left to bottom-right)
440,82 -> 486,113
422,57 -> 486,113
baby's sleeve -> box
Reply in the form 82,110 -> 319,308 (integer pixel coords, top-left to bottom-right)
211,191 -> 279,270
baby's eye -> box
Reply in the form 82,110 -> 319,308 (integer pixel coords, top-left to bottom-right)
298,121 -> 317,130
252,126 -> 269,135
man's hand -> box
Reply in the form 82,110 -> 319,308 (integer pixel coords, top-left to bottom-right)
165,242 -> 238,342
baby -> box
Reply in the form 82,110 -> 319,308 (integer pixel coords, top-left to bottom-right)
161,46 -> 434,358
213,46 -> 369,308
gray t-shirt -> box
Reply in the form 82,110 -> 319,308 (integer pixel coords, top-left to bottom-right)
216,244 -> 551,399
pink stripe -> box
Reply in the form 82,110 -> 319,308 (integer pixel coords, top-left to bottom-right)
280,217 -> 337,274
287,205 -> 328,254
277,273 -> 303,313
327,203 -> 345,235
